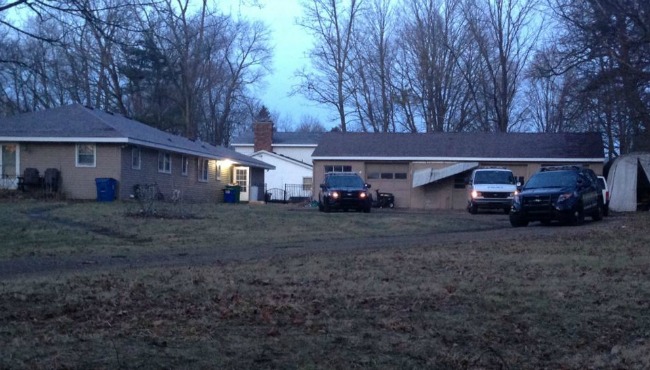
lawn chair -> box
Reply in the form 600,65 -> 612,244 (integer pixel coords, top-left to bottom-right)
18,168 -> 43,192
44,168 -> 60,193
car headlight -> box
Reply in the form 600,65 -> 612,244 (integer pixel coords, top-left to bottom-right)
331,191 -> 339,199
471,190 -> 481,199
557,192 -> 574,202
359,192 -> 367,199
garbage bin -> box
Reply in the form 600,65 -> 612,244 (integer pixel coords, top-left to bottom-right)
95,178 -> 117,202
223,188 -> 235,203
226,185 -> 241,203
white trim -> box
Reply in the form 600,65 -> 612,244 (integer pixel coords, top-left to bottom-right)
0,136 -> 224,161
181,155 -> 189,176
232,143 -> 318,148
198,158 -> 209,182
158,152 -> 172,174
313,156 -> 604,163
131,147 -> 141,170
251,150 -> 313,170
0,136 -> 128,143
75,143 -> 96,167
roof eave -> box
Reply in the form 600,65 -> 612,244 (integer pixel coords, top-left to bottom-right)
312,156 -> 605,163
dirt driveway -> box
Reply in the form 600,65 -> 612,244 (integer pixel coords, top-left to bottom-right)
0,208 -> 626,280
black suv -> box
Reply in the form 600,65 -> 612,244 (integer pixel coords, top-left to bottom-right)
509,166 -> 603,227
318,172 -> 372,213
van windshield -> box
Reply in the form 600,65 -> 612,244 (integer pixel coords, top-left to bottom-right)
473,171 -> 515,185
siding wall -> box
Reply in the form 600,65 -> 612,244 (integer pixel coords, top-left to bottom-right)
251,152 -> 311,190
17,142 -> 235,202
119,145 -> 224,203
20,143 -> 120,199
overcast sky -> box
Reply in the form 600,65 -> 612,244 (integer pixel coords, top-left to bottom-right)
221,0 -> 333,130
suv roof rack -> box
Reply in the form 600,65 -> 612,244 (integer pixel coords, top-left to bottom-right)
540,165 -> 585,172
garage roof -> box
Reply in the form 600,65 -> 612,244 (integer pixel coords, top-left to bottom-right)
312,132 -> 604,162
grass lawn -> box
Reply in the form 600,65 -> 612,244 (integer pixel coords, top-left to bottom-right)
1,199 -> 649,369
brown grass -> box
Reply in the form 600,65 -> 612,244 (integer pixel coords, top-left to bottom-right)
1,201 -> 649,369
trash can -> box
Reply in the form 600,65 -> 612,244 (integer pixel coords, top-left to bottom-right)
226,185 -> 241,203
223,188 -> 235,203
95,178 -> 117,202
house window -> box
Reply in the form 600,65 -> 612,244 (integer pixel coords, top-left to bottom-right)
131,147 -> 141,169
395,172 -> 407,180
198,158 -> 209,182
76,144 -> 96,167
302,177 -> 313,191
367,172 -> 380,179
381,172 -> 394,179
216,164 -> 222,181
158,152 -> 171,174
324,165 -> 352,173
181,156 -> 189,176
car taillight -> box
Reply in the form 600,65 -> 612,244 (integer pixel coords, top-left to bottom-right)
606,191 -> 610,201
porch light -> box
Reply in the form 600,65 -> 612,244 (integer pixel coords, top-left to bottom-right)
220,159 -> 233,168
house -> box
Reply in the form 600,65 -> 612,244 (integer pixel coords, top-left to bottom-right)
0,104 -> 274,202
231,119 -> 322,200
311,132 -> 605,210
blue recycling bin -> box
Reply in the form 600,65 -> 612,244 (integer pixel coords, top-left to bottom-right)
95,178 -> 117,202
223,188 -> 235,203
223,185 -> 241,203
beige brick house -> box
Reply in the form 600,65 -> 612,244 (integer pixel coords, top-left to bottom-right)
312,132 -> 605,210
0,104 -> 273,201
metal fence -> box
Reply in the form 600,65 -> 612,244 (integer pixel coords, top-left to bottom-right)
265,183 -> 312,204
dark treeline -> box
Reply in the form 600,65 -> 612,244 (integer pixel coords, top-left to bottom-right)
1,0 -> 648,156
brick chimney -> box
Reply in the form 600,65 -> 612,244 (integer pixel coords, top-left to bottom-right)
253,107 -> 274,152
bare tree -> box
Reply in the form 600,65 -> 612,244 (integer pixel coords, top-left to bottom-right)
461,0 -> 541,132
348,0 -> 396,132
547,0 -> 650,154
295,0 -> 363,132
398,0 -> 473,133
295,114 -> 326,132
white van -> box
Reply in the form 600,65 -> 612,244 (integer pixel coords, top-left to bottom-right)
467,168 -> 517,214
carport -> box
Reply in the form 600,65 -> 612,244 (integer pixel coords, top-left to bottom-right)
412,162 -> 479,187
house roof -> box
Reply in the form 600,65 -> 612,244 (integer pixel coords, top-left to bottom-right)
0,104 -> 274,169
312,132 -> 604,162
231,131 -> 323,146
251,150 -> 313,170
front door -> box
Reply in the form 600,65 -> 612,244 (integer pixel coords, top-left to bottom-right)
234,166 -> 249,202
0,144 -> 18,189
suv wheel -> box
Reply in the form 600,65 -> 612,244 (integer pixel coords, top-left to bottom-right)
592,205 -> 603,221
569,206 -> 585,226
